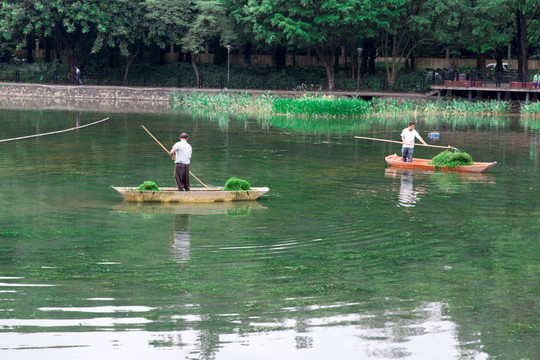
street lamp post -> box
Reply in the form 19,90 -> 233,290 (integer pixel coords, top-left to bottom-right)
226,45 -> 232,83
356,48 -> 363,91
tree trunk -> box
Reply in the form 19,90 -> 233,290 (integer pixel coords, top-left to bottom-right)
273,46 -> 286,72
244,42 -> 252,64
323,63 -> 336,90
26,34 -> 34,63
123,44 -> 140,86
190,53 -> 200,86
350,40 -> 357,81
53,24 -> 76,80
515,9 -> 528,75
476,52 -> 488,76
366,41 -> 375,75
494,51 -> 503,72
315,37 -> 339,90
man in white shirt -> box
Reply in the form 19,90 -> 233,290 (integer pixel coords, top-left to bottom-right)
400,121 -> 427,163
169,132 -> 192,191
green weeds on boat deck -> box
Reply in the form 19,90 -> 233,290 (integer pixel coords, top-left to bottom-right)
223,177 -> 251,191
429,150 -> 474,170
136,181 -> 160,191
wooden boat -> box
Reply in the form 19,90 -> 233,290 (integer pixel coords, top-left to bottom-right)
385,154 -> 497,173
112,186 -> 269,203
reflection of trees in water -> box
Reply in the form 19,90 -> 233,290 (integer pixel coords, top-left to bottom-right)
170,214 -> 190,263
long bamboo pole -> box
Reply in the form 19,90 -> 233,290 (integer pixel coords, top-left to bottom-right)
0,117 -> 110,143
141,125 -> 209,188
354,136 -> 460,152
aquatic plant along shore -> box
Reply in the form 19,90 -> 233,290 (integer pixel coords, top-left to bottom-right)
170,92 -> 520,117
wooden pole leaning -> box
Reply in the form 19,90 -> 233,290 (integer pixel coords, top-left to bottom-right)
141,125 -> 209,188
353,136 -> 461,152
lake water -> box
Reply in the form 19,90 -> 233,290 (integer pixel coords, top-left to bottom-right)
0,107 -> 538,359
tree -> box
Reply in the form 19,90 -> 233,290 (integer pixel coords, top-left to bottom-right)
0,0 -> 96,77
242,0 -> 374,90
510,0 -> 538,74
435,0 -> 513,75
143,0 -> 235,84
90,1 -> 148,85
375,0 -> 444,86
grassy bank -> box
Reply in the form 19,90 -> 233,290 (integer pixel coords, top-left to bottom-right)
170,92 -> 526,117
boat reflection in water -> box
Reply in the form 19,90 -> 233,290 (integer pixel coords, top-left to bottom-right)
384,168 -> 425,208
171,214 -> 190,263
113,201 -> 267,215
385,167 -> 495,208
113,201 -> 267,264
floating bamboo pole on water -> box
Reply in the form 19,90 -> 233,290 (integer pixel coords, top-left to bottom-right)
0,117 -> 110,143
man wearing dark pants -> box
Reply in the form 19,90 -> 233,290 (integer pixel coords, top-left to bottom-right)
169,132 -> 192,191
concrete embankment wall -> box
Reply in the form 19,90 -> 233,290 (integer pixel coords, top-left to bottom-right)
0,82 -> 175,113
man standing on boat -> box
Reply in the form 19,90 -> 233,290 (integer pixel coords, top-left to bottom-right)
401,121 -> 427,163
169,132 -> 192,191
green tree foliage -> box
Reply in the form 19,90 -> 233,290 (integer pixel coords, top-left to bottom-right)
90,0 -> 148,85
2,0 -> 540,86
0,0 -> 97,77
510,0 -> 538,74
375,0 -> 443,85
143,0 -> 235,83
436,0 -> 512,72
242,0 -> 377,90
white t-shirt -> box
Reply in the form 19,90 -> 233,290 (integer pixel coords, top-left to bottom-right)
173,140 -> 192,164
401,128 -> 422,148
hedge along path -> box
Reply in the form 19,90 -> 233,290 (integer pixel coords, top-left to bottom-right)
0,117 -> 110,143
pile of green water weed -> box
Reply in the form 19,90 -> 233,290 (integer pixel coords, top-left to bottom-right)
429,151 -> 474,170
136,181 -> 160,191
223,177 -> 251,191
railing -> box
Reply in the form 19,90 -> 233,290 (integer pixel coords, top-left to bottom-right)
423,69 -> 537,89
2,67 -> 537,93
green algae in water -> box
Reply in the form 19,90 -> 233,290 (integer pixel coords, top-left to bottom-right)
429,150 -> 474,170
223,177 -> 251,191
136,180 -> 160,191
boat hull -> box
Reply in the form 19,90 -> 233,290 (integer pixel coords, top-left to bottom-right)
113,187 -> 269,203
385,154 -> 497,173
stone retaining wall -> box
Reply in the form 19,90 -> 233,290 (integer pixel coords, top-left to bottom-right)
0,82 -> 174,102
0,82 -> 177,113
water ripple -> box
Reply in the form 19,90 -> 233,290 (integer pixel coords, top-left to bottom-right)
38,306 -> 154,313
